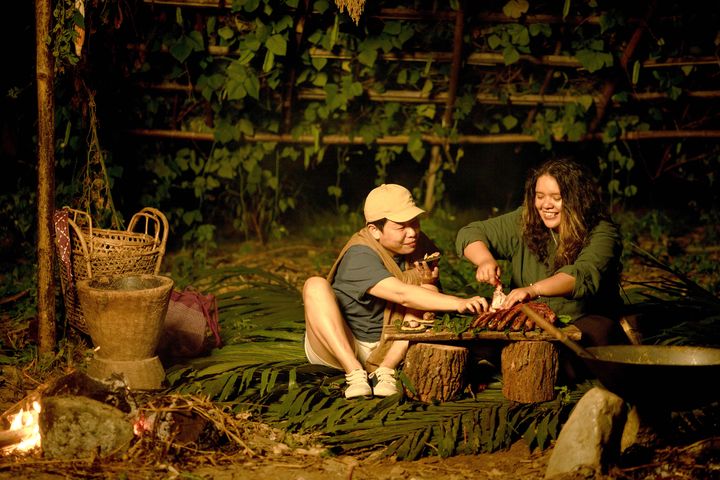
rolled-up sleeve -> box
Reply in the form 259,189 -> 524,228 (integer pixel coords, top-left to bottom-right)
455,208 -> 523,259
557,220 -> 622,299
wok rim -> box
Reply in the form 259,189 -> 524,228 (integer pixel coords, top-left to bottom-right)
585,344 -> 720,367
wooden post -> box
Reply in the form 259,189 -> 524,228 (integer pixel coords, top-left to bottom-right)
423,0 -> 464,212
35,0 -> 56,354
402,343 -> 468,403
501,341 -> 559,403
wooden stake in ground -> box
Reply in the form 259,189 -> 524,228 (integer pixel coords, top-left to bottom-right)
35,0 -> 57,354
402,343 -> 468,403
501,341 -> 559,403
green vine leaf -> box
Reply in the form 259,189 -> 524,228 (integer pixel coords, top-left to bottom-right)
215,120 -> 236,143
244,73 -> 260,100
502,45 -> 520,65
311,56 -> 327,71
226,77 -> 248,100
502,115 -> 518,130
503,0 -> 529,19
169,38 -> 192,63
566,122 -> 586,141
358,48 -> 378,67
313,72 -> 328,87
263,50 -> 275,72
575,49 -> 613,73
577,95 -> 594,112
417,104 -> 436,120
238,118 -> 255,137
510,25 -> 530,47
266,34 -> 287,56
218,26 -> 235,40
529,23 -> 552,37
407,133 -> 425,162
233,0 -> 260,13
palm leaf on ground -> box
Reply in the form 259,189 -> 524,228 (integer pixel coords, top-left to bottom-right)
623,244 -> 720,346
265,382 -> 591,459
161,264 -> 592,459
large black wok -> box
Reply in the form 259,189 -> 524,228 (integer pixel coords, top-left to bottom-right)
521,306 -> 720,409
582,344 -> 720,409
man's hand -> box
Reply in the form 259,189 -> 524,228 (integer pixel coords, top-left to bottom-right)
475,260 -> 501,287
456,296 -> 489,314
413,260 -> 439,285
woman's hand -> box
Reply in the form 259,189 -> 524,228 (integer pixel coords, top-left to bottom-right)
456,296 -> 489,314
475,260 -> 502,287
500,286 -> 538,309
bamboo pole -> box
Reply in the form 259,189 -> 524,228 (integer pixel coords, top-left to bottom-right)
423,1 -> 464,212
130,41 -> 719,71
35,0 -> 56,354
140,82 -> 720,105
126,128 -> 720,144
281,0 -> 311,132
139,2 -> 640,26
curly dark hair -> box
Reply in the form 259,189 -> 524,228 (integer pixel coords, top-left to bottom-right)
521,158 -> 609,269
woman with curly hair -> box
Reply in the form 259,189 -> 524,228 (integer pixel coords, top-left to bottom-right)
456,158 -> 625,347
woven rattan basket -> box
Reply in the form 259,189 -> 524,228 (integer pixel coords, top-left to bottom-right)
56,207 -> 169,333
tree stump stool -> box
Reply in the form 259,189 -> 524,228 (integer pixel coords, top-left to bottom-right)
403,343 -> 468,403
501,341 -> 559,403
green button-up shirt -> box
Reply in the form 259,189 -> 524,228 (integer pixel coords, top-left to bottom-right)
456,207 -> 623,321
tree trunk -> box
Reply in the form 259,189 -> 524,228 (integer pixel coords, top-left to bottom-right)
501,341 -> 559,403
35,0 -> 56,354
403,343 -> 468,403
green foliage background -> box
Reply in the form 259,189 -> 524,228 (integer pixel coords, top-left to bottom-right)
4,0 -> 716,256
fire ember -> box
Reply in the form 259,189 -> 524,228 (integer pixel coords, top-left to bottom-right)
0,400 -> 42,454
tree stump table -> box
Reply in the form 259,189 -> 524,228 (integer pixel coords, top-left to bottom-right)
384,323 -> 581,403
402,343 -> 469,402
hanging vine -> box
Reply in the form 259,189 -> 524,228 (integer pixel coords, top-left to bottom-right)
51,0 -> 83,72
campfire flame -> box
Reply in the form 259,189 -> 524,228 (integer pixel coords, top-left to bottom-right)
1,401 -> 42,454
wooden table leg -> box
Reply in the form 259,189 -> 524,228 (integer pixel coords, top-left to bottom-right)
403,343 -> 469,403
501,341 -> 559,403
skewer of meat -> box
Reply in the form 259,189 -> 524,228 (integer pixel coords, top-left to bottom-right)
509,307 -> 529,331
521,301 -> 556,331
471,311 -> 495,329
486,311 -> 503,330
526,302 -> 557,323
495,304 -> 522,330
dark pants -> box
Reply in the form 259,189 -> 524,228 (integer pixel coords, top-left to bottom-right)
574,314 -> 627,347
560,314 -> 628,384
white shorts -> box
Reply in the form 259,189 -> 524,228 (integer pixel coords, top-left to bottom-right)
304,333 -> 379,370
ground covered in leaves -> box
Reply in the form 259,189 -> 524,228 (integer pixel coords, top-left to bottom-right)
1,215 -> 720,479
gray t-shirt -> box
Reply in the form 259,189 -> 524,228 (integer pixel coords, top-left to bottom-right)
332,245 -> 401,342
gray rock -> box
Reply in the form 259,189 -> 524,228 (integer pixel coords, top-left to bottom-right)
545,387 -> 626,479
39,395 -> 134,459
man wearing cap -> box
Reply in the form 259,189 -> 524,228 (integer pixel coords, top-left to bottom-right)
303,184 -> 489,399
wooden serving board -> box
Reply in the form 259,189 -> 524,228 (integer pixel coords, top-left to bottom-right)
383,323 -> 581,342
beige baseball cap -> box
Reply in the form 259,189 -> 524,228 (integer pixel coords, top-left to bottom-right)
363,184 -> 426,223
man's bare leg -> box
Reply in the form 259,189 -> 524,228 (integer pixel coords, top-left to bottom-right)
373,283 -> 438,370
303,276 -> 363,374
378,340 -> 408,369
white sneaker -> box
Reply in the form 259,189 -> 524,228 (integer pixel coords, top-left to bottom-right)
369,366 -> 398,397
344,369 -> 372,399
